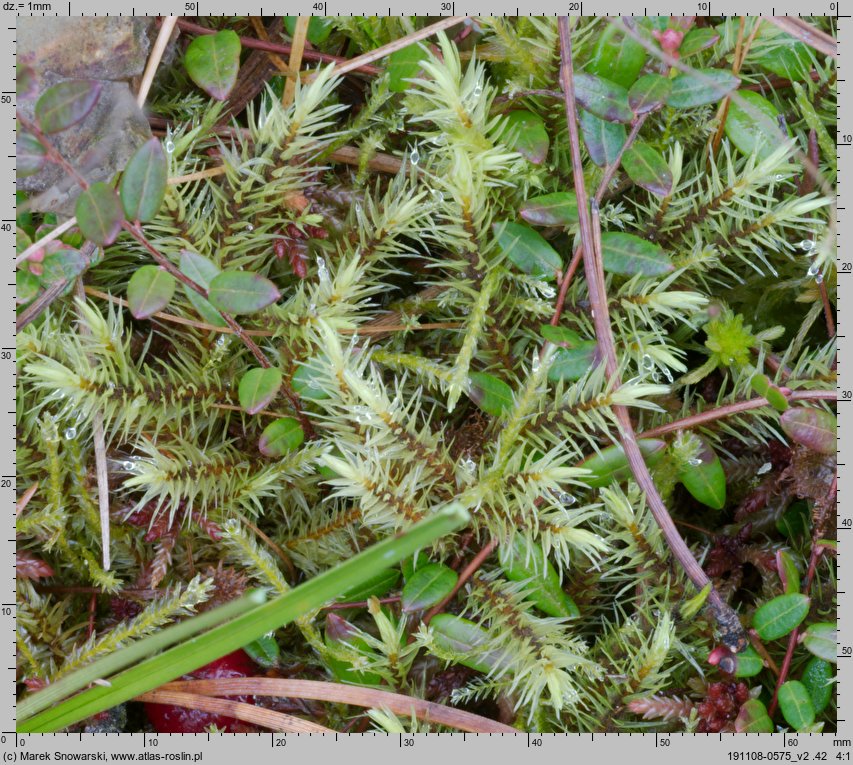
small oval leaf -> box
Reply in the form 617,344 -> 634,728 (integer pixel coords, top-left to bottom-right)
120,138 -> 168,223
579,439 -> 667,488
574,73 -> 633,123
185,30 -> 241,101
468,371 -> 513,416
499,537 -> 580,618
776,549 -> 801,594
666,68 -> 740,108
622,143 -> 673,197
75,182 -> 124,246
430,614 -> 503,674
725,90 -> 783,161
259,416 -> 304,457
678,438 -> 726,510
587,25 -> 647,89
780,407 -> 836,455
127,265 -> 176,320
208,271 -> 281,315
628,74 -> 672,115
35,80 -> 101,134
402,563 -> 458,613
803,622 -> 837,663
16,269 -> 40,305
600,231 -> 673,277
778,681 -> 816,731
179,250 -> 227,327
733,645 -> 765,678
238,367 -> 283,415
801,657 -> 833,714
756,38 -> 812,81
492,221 -> 562,279
735,699 -> 774,733
520,192 -> 579,227
500,110 -> 550,164
548,343 -> 598,382
752,593 -> 810,641
579,110 -> 626,167
750,373 -> 789,412
40,248 -> 88,284
679,28 -> 721,58
17,132 -> 46,177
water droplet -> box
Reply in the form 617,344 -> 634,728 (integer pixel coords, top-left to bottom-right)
459,457 -> 477,473
410,147 -> 420,165
472,83 -> 483,98
307,377 -> 323,390
774,174 -> 785,182
165,139 -> 175,154
122,461 -> 135,471
662,367 -> 673,383
430,188 -> 445,202
641,354 -> 655,371
807,261 -> 820,277
688,457 -> 702,467
540,284 -> 556,299
316,256 -> 329,283
216,334 -> 228,347
63,426 -> 77,440
558,492 -> 577,507
815,272 -> 824,284
532,354 -> 541,374
106,381 -> 116,391
756,461 -> 772,476
799,239 -> 816,251
246,223 -> 254,232
353,405 -> 372,425
651,370 -> 660,382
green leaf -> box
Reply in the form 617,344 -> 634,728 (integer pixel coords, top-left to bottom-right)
17,132 -> 46,177
292,360 -> 330,400
284,16 -> 332,45
387,43 -> 426,92
19,505 -> 469,732
259,417 -> 304,457
401,563 -> 458,613
242,634 -> 279,669
120,138 -> 168,223
752,593 -> 810,641
803,622 -> 837,663
17,62 -> 36,100
238,367 -> 283,415
520,192 -> 579,227
540,324 -> 582,346
75,182 -> 124,246
600,232 -> 673,277
666,68 -> 740,108
725,90 -> 783,160
679,28 -> 721,58
500,110 -> 550,164
778,681 -> 816,731
468,371 -> 513,416
35,80 -> 101,133
126,265 -> 176,320
499,537 -> 580,618
324,613 -> 382,686
179,250 -> 227,328
17,269 -> 40,305
579,439 -> 667,488
801,657 -> 833,714
678,438 -> 726,510
430,614 -> 503,674
750,373 -> 789,411
735,699 -> 774,733
184,30 -> 241,101
574,72 -> 633,123
587,25 -> 646,89
680,583 -> 711,621
776,549 -> 800,594
622,143 -> 673,197
756,38 -> 813,81
208,271 -> 281,315
733,645 -> 765,678
548,343 -> 598,382
40,248 -> 88,284
340,568 -> 400,603
579,110 -> 626,167
780,407 -> 836,455
627,74 -> 672,115
492,221 -> 562,279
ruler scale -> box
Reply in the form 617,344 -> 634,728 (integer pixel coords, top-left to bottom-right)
8,4 -> 845,761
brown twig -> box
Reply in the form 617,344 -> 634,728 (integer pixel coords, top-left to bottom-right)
558,16 -> 746,651
282,17 -> 311,107
158,678 -> 517,733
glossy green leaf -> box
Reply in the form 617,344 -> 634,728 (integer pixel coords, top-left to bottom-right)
803,622 -> 837,663
40,249 -> 88,284
499,537 -> 580,618
284,16 -> 333,45
579,110 -> 626,167
185,30 -> 241,101
735,699 -> 773,733
35,80 -> 101,133
387,43 -> 426,92
579,439 -> 667,488
756,38 -> 813,81
733,645 -> 764,678
208,271 -> 281,315
492,221 -> 562,279
238,367 -> 283,415
622,143 -> 673,197
779,681 -> 815,731
801,657 -> 833,714
468,371 -> 513,416
259,417 -> 304,457
776,549 -> 800,594
401,563 -> 458,613
725,90 -> 782,160
627,74 -> 672,115
574,72 -> 633,123
340,568 -> 400,603
679,28 -> 721,58
752,593 -> 810,641
666,68 -> 740,108
750,372 -> 789,411
500,110 -> 549,164
17,132 -> 46,177
292,360 -> 330,400
678,438 -> 726,510
429,614 -> 502,674
520,192 -> 579,228
120,138 -> 168,223
548,343 -> 598,382
75,182 -> 124,246
600,232 -> 673,277
780,407 -> 836,455
242,634 -> 279,669
126,265 -> 176,320
17,269 -> 40,305
540,324 -> 582,346
587,25 -> 647,89
179,250 -> 227,328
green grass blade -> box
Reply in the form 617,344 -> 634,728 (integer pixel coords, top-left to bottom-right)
19,503 -> 469,732
17,589 -> 268,722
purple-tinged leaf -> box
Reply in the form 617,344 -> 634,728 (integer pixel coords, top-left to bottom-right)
238,367 -> 283,415
120,138 -> 168,223
492,221 -> 562,279
75,181 -> 124,246
17,63 -> 37,100
520,191 -> 579,227
501,110 -> 550,164
679,28 -> 721,58
17,132 -> 46,177
35,80 -> 102,134
468,371 -> 514,416
735,699 -> 773,733
574,73 -> 633,124
579,109 -> 626,167
622,143 -> 673,197
780,407 -> 836,455
207,271 -> 281,315
184,30 -> 241,101
776,549 -> 800,594
40,248 -> 88,284
259,417 -> 304,457
628,74 -> 672,115
127,265 -> 176,319
600,231 -> 673,277
579,439 -> 667,488
666,68 -> 740,108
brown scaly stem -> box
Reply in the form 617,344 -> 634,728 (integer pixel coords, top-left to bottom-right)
558,16 -> 746,651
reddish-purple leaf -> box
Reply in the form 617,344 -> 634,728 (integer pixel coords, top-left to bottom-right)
16,550 -> 54,580
17,132 -> 46,177
573,73 -> 633,124
35,80 -> 101,134
622,143 -> 673,197
780,407 -> 836,455
628,74 -> 672,115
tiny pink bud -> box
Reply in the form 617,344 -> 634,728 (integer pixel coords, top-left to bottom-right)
654,28 -> 685,57
707,645 -> 733,666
